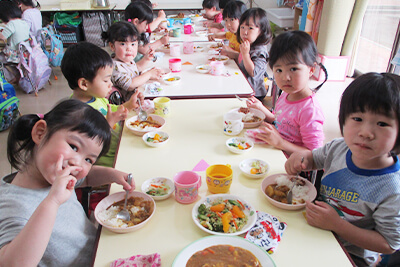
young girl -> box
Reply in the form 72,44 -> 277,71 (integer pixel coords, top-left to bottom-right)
102,21 -> 162,102
247,30 -> 328,157
15,0 -> 42,40
285,73 -> 400,266
125,1 -> 169,63
208,0 -> 247,60
237,8 -> 271,101
0,1 -> 30,82
0,99 -> 134,266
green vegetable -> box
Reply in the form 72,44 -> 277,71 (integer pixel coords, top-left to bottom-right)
228,199 -> 241,207
198,204 -> 207,215
198,214 -> 208,220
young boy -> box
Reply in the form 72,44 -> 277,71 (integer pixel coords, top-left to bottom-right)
202,0 -> 223,26
285,72 -> 400,266
61,41 -> 144,167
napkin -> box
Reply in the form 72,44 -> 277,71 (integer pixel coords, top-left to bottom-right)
192,159 -> 209,171
144,82 -> 163,96
244,129 -> 267,144
245,211 -> 287,254
110,253 -> 161,267
134,99 -> 155,114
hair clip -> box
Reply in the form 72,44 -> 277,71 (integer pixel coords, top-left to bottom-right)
127,19 -> 132,22
37,114 -> 44,119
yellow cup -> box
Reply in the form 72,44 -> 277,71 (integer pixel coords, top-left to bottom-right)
206,164 -> 232,194
154,97 -> 171,117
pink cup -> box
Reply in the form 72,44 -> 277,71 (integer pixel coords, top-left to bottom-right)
170,43 -> 181,57
183,41 -> 194,54
169,58 -> 182,72
184,24 -> 194,34
210,61 -> 225,76
174,171 -> 202,204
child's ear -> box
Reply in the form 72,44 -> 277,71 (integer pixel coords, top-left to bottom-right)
31,120 -> 47,145
77,78 -> 89,91
109,42 -> 115,52
132,18 -> 139,26
309,63 -> 317,78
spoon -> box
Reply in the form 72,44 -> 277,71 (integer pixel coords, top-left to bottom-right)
137,98 -> 148,121
287,157 -> 304,204
235,94 -> 249,102
116,173 -> 133,222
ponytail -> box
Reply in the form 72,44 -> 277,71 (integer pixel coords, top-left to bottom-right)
313,63 -> 328,92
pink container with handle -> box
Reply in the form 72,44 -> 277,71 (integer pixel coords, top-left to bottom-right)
174,171 -> 202,204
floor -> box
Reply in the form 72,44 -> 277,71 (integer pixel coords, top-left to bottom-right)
0,64 -> 351,179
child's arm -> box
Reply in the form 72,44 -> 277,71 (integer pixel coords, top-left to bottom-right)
0,32 -> 6,41
0,157 -> 78,266
148,35 -> 169,51
306,201 -> 396,254
208,32 -> 226,41
239,40 -> 255,77
149,10 -> 166,32
130,68 -> 162,89
122,89 -> 145,111
246,96 -> 275,122
221,45 -> 239,60
285,150 -> 314,174
105,104 -> 128,127
82,165 -> 135,192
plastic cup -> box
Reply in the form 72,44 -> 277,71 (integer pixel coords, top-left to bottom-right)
174,171 -> 202,204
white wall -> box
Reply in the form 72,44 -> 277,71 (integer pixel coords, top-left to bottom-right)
251,0 -> 278,9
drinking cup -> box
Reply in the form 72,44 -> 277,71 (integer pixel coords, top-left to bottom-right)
169,58 -> 182,72
173,28 -> 181,37
184,24 -> 194,34
167,18 -> 174,28
210,61 -> 225,76
183,41 -> 194,54
223,112 -> 244,135
153,97 -> 171,116
183,17 -> 192,25
170,43 -> 181,57
206,164 -> 233,194
174,171 -> 202,204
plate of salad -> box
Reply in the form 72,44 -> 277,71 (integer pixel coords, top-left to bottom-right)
239,159 -> 270,179
141,177 -> 174,200
192,194 -> 257,236
226,137 -> 254,154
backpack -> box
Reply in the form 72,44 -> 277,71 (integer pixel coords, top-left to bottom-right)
17,39 -> 52,95
82,12 -> 110,47
40,25 -> 64,67
0,64 -> 20,132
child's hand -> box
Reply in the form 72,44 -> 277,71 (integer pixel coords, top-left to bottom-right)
111,170 -> 136,192
256,122 -> 284,149
285,154 -> 307,175
157,10 -> 166,20
305,201 -> 341,231
246,96 -> 264,110
208,28 -> 220,34
106,104 -> 128,127
203,21 -> 209,27
143,47 -> 155,61
160,34 -> 169,45
208,34 -> 215,41
239,40 -> 250,55
149,68 -> 163,80
125,89 -> 145,111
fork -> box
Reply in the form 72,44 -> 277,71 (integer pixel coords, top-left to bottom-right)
235,94 -> 249,102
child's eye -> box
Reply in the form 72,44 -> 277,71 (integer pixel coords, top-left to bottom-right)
290,67 -> 298,71
352,117 -> 362,122
70,144 -> 78,152
85,158 -> 94,164
377,121 -> 389,127
275,69 -> 282,73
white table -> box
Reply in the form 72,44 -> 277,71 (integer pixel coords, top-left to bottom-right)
92,98 -> 353,267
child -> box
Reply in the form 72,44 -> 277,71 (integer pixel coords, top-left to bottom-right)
207,0 -> 231,33
237,8 -> 271,101
202,0 -> 223,25
0,99 -> 134,266
0,1 -> 30,82
285,72 -> 400,266
125,1 -> 169,63
130,0 -> 167,32
61,41 -> 144,167
246,30 -> 327,157
102,21 -> 162,102
15,0 -> 42,40
208,0 -> 247,60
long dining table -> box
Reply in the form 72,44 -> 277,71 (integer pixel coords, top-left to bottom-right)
92,98 -> 353,267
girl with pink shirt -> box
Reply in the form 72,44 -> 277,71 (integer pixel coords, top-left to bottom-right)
247,30 -> 328,157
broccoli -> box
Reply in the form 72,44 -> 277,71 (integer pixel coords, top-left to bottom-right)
198,204 -> 207,215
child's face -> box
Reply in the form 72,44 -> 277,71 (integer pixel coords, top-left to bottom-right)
35,129 -> 103,184
272,58 -> 314,96
239,17 -> 260,44
134,20 -> 148,34
343,111 -> 398,168
224,17 -> 239,33
110,40 -> 138,64
203,7 -> 217,20
86,66 -> 113,99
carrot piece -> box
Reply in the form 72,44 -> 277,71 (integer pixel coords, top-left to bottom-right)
151,184 -> 161,188
231,205 -> 245,218
228,246 -> 235,252
222,211 -> 232,233
237,200 -> 245,210
206,248 -> 215,254
233,220 -> 238,229
210,203 -> 225,212
216,211 -> 223,218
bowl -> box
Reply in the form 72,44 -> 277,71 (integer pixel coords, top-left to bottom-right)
261,173 -> 317,211
195,30 -> 208,37
208,43 -> 223,51
189,14 -> 204,22
194,45 -> 205,52
142,131 -> 169,147
196,64 -> 211,74
229,108 -> 266,128
239,158 -> 269,179
163,76 -> 181,86
226,137 -> 254,154
208,55 -> 229,64
141,177 -> 174,200
94,191 -> 156,233
159,67 -> 171,79
192,194 -> 257,236
125,114 -> 166,136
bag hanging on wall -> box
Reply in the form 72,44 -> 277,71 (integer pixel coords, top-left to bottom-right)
82,12 -> 110,47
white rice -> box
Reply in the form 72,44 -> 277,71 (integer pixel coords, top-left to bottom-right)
275,175 -> 310,203
241,112 -> 256,122
131,125 -> 160,131
98,205 -> 146,228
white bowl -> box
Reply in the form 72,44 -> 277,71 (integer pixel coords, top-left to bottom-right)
196,64 -> 210,74
125,114 -> 166,136
226,137 -> 254,154
193,44 -> 205,52
159,67 -> 171,79
229,108 -> 266,128
94,191 -> 156,234
189,14 -> 204,22
141,177 -> 174,200
239,158 -> 269,179
208,43 -> 223,51
192,194 -> 257,236
142,131 -> 169,147
261,174 -> 317,211
163,76 -> 181,86
208,55 -> 229,64
195,30 -> 208,37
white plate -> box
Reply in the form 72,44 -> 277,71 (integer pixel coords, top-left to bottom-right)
163,76 -> 181,86
167,14 -> 186,20
229,108 -> 266,128
208,55 -> 229,64
226,137 -> 254,154
142,131 -> 169,147
239,158 -> 270,179
192,194 -> 257,236
172,236 -> 275,267
141,177 -> 174,200
195,30 -> 208,37
125,115 -> 165,136
196,64 -> 210,74
194,45 -> 205,52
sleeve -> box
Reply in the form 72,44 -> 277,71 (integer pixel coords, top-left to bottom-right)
298,98 -> 325,150
1,22 -> 16,39
21,12 -> 33,32
312,138 -> 345,170
250,48 -> 268,78
111,62 -> 134,91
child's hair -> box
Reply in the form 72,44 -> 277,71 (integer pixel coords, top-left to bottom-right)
268,30 -> 328,91
339,72 -> 400,154
7,99 -> 111,171
236,8 -> 271,47
101,21 -> 139,44
13,0 -> 40,8
0,1 -> 22,22
130,0 -> 152,9
222,0 -> 247,20
219,0 -> 232,10
61,41 -> 113,90
202,0 -> 220,10
125,1 -> 153,25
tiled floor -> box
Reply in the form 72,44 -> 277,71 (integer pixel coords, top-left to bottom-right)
0,65 -> 351,179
